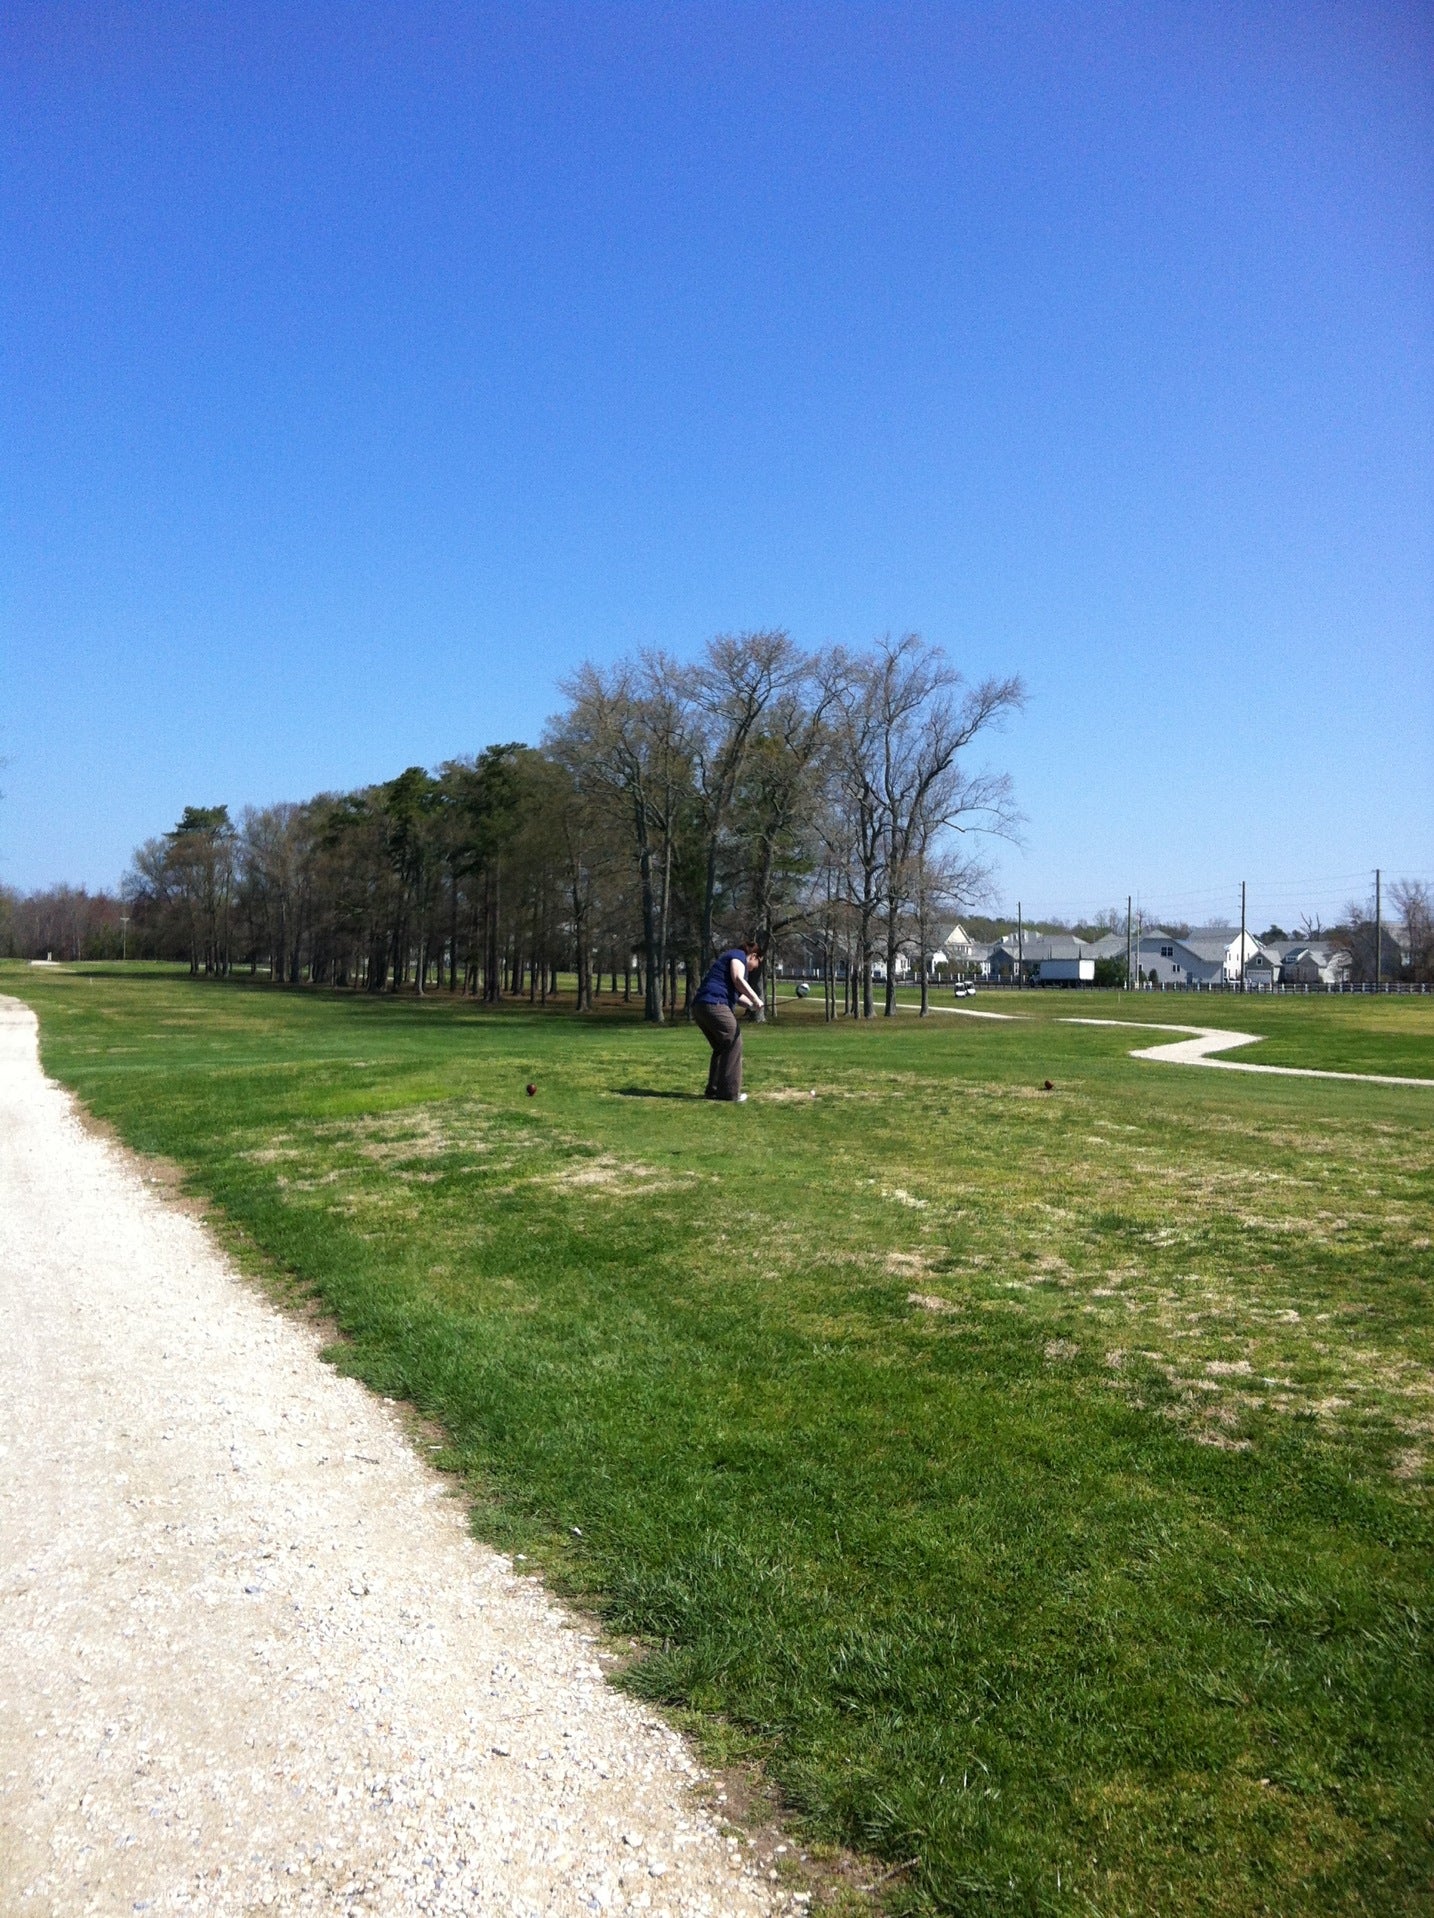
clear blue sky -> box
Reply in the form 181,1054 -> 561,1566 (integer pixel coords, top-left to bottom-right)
2,1 -> 1430,929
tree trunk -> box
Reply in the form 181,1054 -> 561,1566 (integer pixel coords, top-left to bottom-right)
884,906 -> 900,1017
700,843 -> 719,979
486,869 -> 502,1002
638,839 -> 663,1025
575,925 -> 592,1013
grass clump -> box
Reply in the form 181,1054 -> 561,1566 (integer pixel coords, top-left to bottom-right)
7,966 -> 1432,1915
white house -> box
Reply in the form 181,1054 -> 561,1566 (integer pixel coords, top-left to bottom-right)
933,925 -> 998,978
869,951 -> 912,983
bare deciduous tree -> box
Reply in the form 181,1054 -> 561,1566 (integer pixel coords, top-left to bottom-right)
551,657 -> 695,1023
1391,879 -> 1432,982
103,631 -> 1025,1015
239,803 -> 314,984
691,631 -> 804,972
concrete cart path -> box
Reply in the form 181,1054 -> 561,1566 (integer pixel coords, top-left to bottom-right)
1062,1016 -> 1434,1087
891,1002 -> 1022,1020
0,998 -> 780,1918
835,999 -> 1427,1082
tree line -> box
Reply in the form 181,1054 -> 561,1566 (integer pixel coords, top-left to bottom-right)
109,633 -> 1023,1019
0,884 -> 129,963
9,633 -> 1426,996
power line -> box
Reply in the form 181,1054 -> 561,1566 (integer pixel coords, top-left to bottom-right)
1004,868 -> 1433,929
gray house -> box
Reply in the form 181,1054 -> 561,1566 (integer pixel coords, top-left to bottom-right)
1279,942 -> 1353,987
988,933 -> 1096,985
1132,927 -> 1267,987
1242,946 -> 1280,990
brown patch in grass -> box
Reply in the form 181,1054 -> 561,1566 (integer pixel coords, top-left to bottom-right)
885,1251 -> 929,1276
548,1155 -> 691,1196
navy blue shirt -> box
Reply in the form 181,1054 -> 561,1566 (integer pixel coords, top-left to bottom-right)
693,948 -> 752,1010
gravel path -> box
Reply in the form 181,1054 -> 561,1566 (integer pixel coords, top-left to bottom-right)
0,999 -> 782,1917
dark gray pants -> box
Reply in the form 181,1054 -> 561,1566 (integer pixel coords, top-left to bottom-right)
693,1002 -> 743,1100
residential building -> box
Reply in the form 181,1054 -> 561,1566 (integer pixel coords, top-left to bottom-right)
869,951 -> 912,983
1133,927 -> 1268,987
988,932 -> 1096,985
1242,947 -> 1280,990
1279,942 -> 1353,987
935,924 -> 996,978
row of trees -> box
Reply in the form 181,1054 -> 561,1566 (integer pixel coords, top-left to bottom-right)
10,635 -> 1426,995
11,873 -> 1427,988
115,633 -> 1024,1019
0,885 -> 131,962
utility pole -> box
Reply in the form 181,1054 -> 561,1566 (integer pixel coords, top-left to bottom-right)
1239,880 -> 1247,992
120,914 -> 129,962
1375,868 -> 1382,988
1017,902 -> 1023,990
1125,894 -> 1132,992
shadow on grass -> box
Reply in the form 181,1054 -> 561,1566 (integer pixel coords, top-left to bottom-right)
613,1086 -> 706,1100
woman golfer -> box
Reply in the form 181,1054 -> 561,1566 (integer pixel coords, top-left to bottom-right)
692,941 -> 763,1102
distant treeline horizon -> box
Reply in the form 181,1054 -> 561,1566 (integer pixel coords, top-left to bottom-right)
12,885 -> 1389,970
3,632 -> 1427,1000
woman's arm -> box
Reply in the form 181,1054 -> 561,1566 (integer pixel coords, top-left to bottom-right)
729,956 -> 764,1012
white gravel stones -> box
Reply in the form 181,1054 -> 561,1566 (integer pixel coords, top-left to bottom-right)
0,998 -> 780,1916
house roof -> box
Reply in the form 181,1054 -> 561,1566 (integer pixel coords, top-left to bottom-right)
1283,943 -> 1345,965
1155,928 -> 1249,963
991,933 -> 1093,962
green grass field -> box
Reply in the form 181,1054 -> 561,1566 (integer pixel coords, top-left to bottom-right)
7,966 -> 1432,1915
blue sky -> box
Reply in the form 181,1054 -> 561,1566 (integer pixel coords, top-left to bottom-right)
2,1 -> 1430,928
